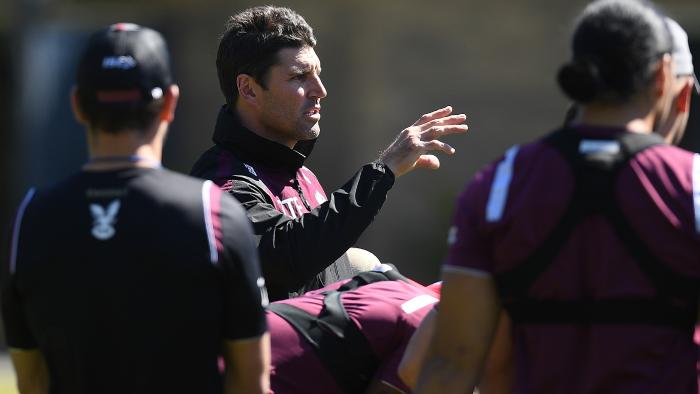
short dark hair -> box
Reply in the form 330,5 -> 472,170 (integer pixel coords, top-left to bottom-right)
216,6 -> 316,106
75,92 -> 165,134
557,0 -> 672,104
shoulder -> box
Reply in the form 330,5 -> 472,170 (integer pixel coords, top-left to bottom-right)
136,168 -> 209,200
190,145 -> 268,191
190,145 -> 251,180
631,144 -> 696,184
456,138 -> 558,217
19,172 -> 86,215
621,144 -> 697,207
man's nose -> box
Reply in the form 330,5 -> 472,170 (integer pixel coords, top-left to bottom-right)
308,74 -> 327,99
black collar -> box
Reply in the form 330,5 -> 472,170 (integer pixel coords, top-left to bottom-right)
212,105 -> 317,171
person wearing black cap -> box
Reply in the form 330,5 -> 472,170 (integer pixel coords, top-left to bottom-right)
190,6 -> 469,301
416,1 -> 700,393
3,23 -> 270,394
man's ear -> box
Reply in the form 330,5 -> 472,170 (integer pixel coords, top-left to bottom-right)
654,54 -> 674,98
160,85 -> 179,123
236,74 -> 260,105
676,78 -> 694,113
70,87 -> 88,125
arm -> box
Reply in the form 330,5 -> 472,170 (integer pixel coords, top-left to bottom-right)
478,313 -> 514,394
398,308 -> 437,390
9,349 -> 49,394
414,270 -> 501,394
223,334 -> 271,394
3,189 -> 45,394
399,310 -> 513,394
233,107 -> 468,298
231,162 -> 394,298
218,193 -> 271,392
3,277 -> 47,394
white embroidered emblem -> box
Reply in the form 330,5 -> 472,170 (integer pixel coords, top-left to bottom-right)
244,164 -> 257,176
90,199 -> 121,240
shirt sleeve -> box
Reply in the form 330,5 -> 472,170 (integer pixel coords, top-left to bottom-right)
2,275 -> 37,349
443,165 -> 498,275
229,162 -> 395,300
2,189 -> 38,349
217,190 -> 269,340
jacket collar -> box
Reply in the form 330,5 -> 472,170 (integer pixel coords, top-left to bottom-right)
212,105 -> 317,170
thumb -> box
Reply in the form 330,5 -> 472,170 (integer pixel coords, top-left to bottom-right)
414,155 -> 441,170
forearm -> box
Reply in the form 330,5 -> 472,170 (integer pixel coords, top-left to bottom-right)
223,333 -> 271,394
17,377 -> 49,394
478,313 -> 514,394
414,356 -> 479,394
10,349 -> 49,394
242,162 -> 394,293
414,271 -> 502,394
223,369 -> 268,394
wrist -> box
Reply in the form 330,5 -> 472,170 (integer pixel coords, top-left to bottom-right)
371,160 -> 396,181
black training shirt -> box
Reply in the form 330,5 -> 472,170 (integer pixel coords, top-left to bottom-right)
3,167 -> 268,394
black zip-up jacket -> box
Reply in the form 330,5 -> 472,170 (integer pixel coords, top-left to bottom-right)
191,106 -> 395,300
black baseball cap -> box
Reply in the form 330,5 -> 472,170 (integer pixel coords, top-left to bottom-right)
76,23 -> 172,104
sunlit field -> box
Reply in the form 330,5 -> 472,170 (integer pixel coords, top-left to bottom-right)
0,355 -> 16,394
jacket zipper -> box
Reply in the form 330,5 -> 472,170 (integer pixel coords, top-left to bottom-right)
294,176 -> 312,211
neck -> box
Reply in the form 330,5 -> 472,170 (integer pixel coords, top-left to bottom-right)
233,104 -> 297,149
84,127 -> 163,170
577,100 -> 656,134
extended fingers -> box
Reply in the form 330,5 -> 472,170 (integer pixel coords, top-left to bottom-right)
419,139 -> 456,155
414,155 -> 441,170
419,114 -> 467,130
413,106 -> 453,126
421,124 -> 469,140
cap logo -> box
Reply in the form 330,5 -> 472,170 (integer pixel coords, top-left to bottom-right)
102,56 -> 136,70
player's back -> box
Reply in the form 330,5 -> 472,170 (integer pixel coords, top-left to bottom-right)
447,126 -> 700,393
8,167 -> 230,394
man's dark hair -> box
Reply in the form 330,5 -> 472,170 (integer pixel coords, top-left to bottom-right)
76,93 -> 165,134
558,0 -> 672,104
217,6 -> 316,106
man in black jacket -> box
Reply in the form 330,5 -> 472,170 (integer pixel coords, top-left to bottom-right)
191,6 -> 468,300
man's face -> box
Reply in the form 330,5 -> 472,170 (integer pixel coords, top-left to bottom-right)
256,46 -> 327,147
655,75 -> 694,145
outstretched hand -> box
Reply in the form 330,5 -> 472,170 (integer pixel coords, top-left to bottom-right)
378,106 -> 468,177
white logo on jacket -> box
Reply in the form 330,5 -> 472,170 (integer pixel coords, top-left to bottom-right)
90,199 -> 121,240
278,197 -> 305,219
244,164 -> 257,176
